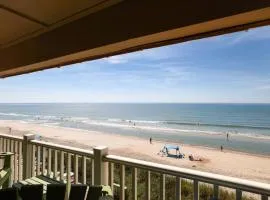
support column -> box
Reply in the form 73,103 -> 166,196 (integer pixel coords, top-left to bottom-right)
23,134 -> 35,179
93,146 -> 108,185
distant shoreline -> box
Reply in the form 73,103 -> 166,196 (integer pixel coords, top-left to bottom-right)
0,102 -> 270,104
1,119 -> 270,156
1,121 -> 269,158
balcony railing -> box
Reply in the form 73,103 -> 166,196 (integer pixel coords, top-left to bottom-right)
0,133 -> 269,200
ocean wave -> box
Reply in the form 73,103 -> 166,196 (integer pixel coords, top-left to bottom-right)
3,113 -> 270,141
34,115 -> 61,120
28,114 -> 270,131
81,120 -> 130,129
0,112 -> 30,117
164,121 -> 270,130
30,115 -> 270,131
106,118 -> 163,124
107,118 -> 125,122
132,119 -> 163,124
63,119 -> 270,140
106,118 -> 164,124
42,122 -> 60,127
64,117 -> 89,122
232,132 -> 270,140
99,118 -> 270,131
78,119 -> 270,140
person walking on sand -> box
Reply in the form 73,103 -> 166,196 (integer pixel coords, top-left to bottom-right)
220,145 -> 223,152
149,137 -> 152,144
227,132 -> 229,141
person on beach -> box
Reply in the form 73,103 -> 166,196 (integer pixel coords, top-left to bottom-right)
8,127 -> 11,133
227,133 -> 229,141
220,145 -> 223,152
149,137 -> 152,144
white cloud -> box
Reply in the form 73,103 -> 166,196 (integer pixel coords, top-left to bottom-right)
229,25 -> 270,45
191,25 -> 270,47
104,43 -> 190,64
105,55 -> 128,64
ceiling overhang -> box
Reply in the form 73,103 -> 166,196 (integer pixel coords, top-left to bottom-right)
0,0 -> 270,78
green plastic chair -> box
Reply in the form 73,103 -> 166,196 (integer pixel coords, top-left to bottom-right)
86,185 -> 113,200
0,152 -> 13,188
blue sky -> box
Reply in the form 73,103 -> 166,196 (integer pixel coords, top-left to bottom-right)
1,26 -> 270,103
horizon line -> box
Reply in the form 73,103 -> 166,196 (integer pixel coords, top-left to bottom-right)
0,102 -> 270,104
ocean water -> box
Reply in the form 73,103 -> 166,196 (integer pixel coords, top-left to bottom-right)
0,103 -> 270,155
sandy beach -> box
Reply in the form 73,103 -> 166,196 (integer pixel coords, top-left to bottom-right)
0,120 -> 270,184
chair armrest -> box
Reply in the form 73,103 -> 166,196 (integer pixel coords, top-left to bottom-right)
0,152 -> 14,158
0,152 -> 14,169
101,185 -> 113,196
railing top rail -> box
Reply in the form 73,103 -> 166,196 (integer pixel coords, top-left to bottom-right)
0,133 -> 23,141
30,140 -> 94,158
105,154 -> 270,196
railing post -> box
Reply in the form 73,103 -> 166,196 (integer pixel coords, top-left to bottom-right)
261,195 -> 268,200
23,134 -> 35,179
120,165 -> 125,200
132,168 -> 137,200
82,156 -> 87,184
93,146 -> 108,185
160,174 -> 165,200
193,180 -> 199,200
146,171 -> 151,200
213,185 -> 219,199
109,163 -> 114,195
0,138 -> 3,168
236,189 -> 242,200
176,176 -> 181,200
60,151 -> 64,182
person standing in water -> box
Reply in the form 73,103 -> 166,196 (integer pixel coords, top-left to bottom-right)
220,145 -> 223,152
227,132 -> 229,141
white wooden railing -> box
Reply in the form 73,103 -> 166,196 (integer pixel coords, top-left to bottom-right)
105,154 -> 270,200
29,139 -> 95,185
0,133 -> 269,200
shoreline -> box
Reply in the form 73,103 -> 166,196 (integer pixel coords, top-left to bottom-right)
0,120 -> 270,183
3,119 -> 270,158
42,122 -> 270,157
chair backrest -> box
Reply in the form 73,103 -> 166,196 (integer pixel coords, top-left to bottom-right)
46,184 -> 66,200
0,152 -> 13,169
0,152 -> 13,188
20,184 -> 43,200
0,187 -> 18,200
69,184 -> 88,200
86,185 -> 103,200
